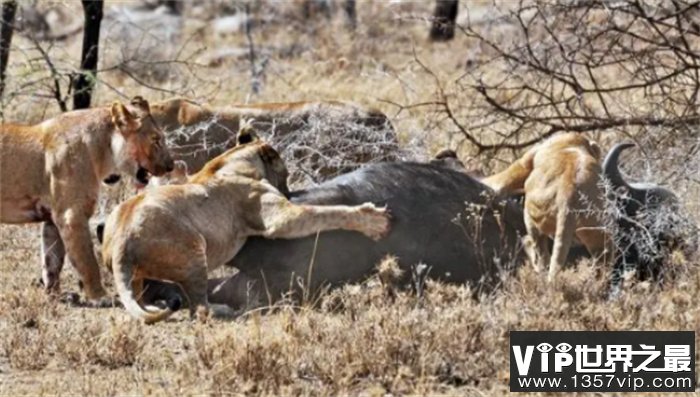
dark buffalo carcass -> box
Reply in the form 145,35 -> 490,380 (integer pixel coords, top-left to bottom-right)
142,162 -> 528,310
603,143 -> 694,291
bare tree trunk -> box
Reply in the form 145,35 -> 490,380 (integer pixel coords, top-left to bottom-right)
303,0 -> 332,20
344,0 -> 356,30
0,0 -> 17,99
160,0 -> 180,15
429,0 -> 458,42
72,0 -> 103,110
244,4 -> 261,95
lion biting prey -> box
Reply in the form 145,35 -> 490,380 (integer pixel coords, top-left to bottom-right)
0,96 -> 173,303
100,130 -> 391,324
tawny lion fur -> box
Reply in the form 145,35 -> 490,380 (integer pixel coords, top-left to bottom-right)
481,133 -> 611,281
100,132 -> 391,324
0,97 -> 173,300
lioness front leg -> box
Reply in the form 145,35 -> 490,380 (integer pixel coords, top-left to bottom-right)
257,192 -> 391,241
41,220 -> 65,293
54,208 -> 107,300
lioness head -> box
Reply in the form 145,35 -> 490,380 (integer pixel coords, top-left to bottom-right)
238,118 -> 290,196
111,96 -> 174,185
189,124 -> 290,196
256,142 -> 290,197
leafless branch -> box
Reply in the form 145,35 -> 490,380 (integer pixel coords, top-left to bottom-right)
410,0 -> 700,153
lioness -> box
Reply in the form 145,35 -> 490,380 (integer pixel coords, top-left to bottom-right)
481,133 -> 609,282
0,97 -> 174,301
101,131 -> 391,324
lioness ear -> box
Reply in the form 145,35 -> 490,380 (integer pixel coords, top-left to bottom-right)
130,96 -> 151,114
111,101 -> 136,134
173,160 -> 188,178
589,141 -> 602,160
236,118 -> 259,145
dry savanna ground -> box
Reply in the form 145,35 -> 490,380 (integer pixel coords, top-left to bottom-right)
1,1 -> 699,395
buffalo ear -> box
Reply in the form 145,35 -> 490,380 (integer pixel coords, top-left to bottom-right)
174,160 -> 188,174
111,101 -> 138,135
172,160 -> 189,183
236,118 -> 259,145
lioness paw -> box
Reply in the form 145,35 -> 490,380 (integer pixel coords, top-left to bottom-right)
356,203 -> 391,241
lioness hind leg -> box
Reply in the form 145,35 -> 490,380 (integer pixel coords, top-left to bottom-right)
177,259 -> 209,321
524,213 -> 549,274
208,274 -> 264,311
41,221 -> 65,293
548,208 -> 576,283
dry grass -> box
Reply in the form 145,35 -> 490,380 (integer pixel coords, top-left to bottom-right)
1,1 -> 699,395
1,225 -> 698,395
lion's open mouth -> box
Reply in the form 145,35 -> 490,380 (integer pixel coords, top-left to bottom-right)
135,167 -> 151,187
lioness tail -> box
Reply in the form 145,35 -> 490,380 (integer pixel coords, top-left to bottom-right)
112,252 -> 175,325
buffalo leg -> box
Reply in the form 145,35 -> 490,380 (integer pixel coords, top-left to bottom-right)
208,273 -> 264,310
141,273 -> 265,313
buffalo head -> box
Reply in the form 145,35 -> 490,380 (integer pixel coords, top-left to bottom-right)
603,143 -> 678,210
603,142 -> 694,293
